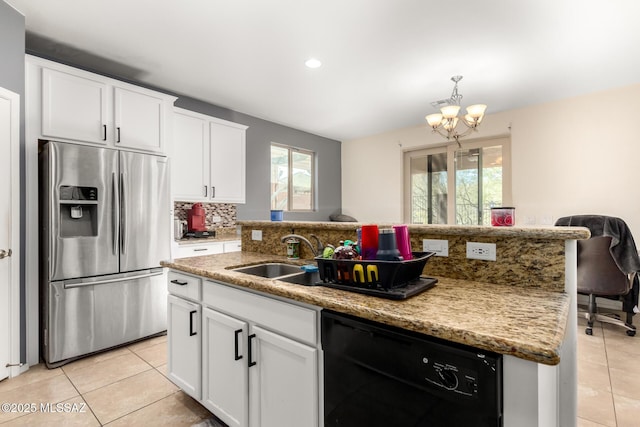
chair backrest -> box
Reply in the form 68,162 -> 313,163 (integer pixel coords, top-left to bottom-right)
577,236 -> 632,296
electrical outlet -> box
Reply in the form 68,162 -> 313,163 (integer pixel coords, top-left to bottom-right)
211,216 -> 222,223
251,230 -> 262,241
466,242 -> 496,261
423,239 -> 449,257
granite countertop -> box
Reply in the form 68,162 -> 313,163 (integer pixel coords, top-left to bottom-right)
237,220 -> 590,240
176,234 -> 241,245
161,251 -> 570,366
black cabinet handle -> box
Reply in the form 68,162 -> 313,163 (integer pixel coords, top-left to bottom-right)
212,186 -> 215,198
234,329 -> 243,361
248,333 -> 256,367
102,124 -> 107,141
189,310 -> 197,336
117,127 -> 121,143
204,185 -> 207,197
170,279 -> 188,286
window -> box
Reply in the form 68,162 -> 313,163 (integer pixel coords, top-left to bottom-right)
270,144 -> 315,211
404,138 -> 511,225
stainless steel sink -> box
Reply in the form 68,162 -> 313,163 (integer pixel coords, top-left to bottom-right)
232,263 -> 302,278
278,271 -> 321,286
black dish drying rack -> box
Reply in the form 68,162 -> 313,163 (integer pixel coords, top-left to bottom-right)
313,251 -> 437,300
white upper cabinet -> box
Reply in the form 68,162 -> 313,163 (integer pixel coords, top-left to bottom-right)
172,108 -> 247,203
114,87 -> 165,152
28,55 -> 176,154
173,110 -> 209,200
42,68 -> 108,145
210,121 -> 246,203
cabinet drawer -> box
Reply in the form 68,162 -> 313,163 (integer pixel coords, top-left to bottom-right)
223,240 -> 241,253
168,271 -> 202,301
202,280 -> 318,346
175,242 -> 224,259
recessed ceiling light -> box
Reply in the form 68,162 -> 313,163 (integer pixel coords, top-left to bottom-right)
305,58 -> 322,69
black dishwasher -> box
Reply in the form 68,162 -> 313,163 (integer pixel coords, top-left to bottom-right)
322,311 -> 502,427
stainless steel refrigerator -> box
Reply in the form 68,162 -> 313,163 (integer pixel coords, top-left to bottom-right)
39,141 -> 170,366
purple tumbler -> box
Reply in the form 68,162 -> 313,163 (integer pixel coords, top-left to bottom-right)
393,224 -> 412,260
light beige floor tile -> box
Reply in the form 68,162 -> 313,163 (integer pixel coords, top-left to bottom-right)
0,364 -> 63,393
577,385 -> 616,427
1,396 -> 100,426
156,363 -> 169,378
578,359 -> 612,392
609,366 -> 640,400
105,390 -> 211,427
83,368 -> 178,424
126,334 -> 167,352
62,347 -> 133,374
606,348 -> 640,374
577,417 -> 610,427
64,352 -> 152,394
0,374 -> 79,423
613,393 -> 640,427
130,341 -> 167,367
577,336 -> 609,366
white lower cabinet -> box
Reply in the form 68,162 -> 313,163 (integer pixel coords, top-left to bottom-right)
167,272 -> 321,427
202,307 -> 248,427
167,294 -> 201,399
249,325 -> 318,427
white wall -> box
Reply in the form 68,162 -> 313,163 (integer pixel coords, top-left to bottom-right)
342,83 -> 640,235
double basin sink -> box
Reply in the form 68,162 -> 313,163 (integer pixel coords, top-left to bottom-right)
232,262 -> 320,286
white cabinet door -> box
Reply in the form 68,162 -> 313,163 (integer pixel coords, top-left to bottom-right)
173,110 -> 209,200
167,295 -> 201,400
202,307 -> 249,427
249,325 -> 318,427
41,68 -> 108,145
114,86 -> 164,152
210,121 -> 246,203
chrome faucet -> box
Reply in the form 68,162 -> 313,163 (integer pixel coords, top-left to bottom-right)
281,234 -> 320,257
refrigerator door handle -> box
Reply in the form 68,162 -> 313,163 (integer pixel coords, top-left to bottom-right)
120,172 -> 127,254
63,270 -> 164,289
112,172 -> 118,255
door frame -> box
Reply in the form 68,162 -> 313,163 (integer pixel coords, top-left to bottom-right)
0,86 -> 22,379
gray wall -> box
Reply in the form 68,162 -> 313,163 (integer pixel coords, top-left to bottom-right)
0,0 -> 26,361
174,98 -> 342,221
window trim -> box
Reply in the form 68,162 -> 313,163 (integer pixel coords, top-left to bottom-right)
271,143 -> 316,212
403,136 -> 512,224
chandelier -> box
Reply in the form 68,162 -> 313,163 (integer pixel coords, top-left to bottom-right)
425,75 -> 487,147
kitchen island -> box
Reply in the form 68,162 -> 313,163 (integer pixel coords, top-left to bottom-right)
162,222 -> 589,427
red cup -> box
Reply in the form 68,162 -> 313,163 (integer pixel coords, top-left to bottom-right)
360,224 -> 379,260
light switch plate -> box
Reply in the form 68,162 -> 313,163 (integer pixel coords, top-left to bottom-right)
251,230 -> 262,241
423,239 -> 449,257
466,242 -> 496,261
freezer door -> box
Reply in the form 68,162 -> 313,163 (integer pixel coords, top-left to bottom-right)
44,269 -> 167,365
119,151 -> 170,271
43,142 -> 119,281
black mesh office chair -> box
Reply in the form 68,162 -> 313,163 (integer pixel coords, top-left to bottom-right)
556,215 -> 639,337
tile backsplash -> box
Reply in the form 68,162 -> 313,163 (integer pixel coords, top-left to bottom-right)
174,202 -> 237,231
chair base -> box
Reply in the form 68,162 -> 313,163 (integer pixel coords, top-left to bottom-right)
580,294 -> 636,337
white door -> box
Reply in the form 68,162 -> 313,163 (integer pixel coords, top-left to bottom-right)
167,295 -> 201,399
114,86 -> 164,153
41,67 -> 108,144
202,307 -> 249,427
172,110 -> 209,201
210,121 -> 246,203
249,325 -> 318,427
0,87 -> 20,381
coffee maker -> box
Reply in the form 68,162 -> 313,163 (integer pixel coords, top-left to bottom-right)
187,203 -> 207,232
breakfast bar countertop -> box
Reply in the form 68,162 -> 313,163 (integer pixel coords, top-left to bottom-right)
161,251 -> 570,366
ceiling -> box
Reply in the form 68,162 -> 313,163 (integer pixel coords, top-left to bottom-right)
7,0 -> 640,141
